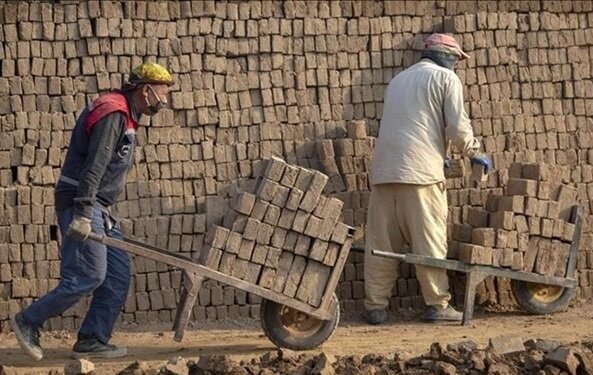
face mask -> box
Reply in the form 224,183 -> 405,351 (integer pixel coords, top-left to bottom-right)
145,85 -> 165,115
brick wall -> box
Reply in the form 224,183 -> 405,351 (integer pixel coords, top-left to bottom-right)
1,0 -> 593,331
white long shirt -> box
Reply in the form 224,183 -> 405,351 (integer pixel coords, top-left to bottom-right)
371,59 -> 481,185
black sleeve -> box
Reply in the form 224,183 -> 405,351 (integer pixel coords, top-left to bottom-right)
73,112 -> 126,219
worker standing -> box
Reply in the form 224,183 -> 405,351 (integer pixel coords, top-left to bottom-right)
10,63 -> 175,359
364,34 -> 492,324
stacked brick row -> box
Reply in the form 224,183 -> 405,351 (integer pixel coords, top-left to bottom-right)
2,0 -> 593,330
450,163 -> 576,278
199,157 -> 351,308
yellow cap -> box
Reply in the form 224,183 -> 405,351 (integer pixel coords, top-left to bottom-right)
128,62 -> 174,86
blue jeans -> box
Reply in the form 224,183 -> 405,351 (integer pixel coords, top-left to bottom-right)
22,207 -> 131,344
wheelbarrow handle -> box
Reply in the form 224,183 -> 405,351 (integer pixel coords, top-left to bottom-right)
87,232 -> 105,243
371,249 -> 406,261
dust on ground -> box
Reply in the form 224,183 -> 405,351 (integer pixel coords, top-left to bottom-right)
1,302 -> 593,374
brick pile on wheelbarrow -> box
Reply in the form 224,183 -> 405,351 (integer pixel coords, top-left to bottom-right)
199,157 -> 351,308
449,162 -> 577,277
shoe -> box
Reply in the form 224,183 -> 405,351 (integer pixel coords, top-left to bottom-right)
365,309 -> 387,325
72,336 -> 127,359
422,305 -> 463,322
10,313 -> 43,361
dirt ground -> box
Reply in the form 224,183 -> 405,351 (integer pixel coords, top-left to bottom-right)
2,303 -> 593,374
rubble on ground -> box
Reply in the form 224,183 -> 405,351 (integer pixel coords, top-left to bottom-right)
110,338 -> 593,375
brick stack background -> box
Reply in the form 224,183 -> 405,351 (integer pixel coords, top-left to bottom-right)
1,0 -> 593,331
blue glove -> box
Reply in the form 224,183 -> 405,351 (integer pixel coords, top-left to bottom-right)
470,154 -> 493,174
444,156 -> 452,169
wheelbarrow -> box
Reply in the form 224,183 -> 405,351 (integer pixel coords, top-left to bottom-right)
363,205 -> 583,325
88,225 -> 355,350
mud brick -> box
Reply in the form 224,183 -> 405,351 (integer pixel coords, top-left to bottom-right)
294,167 -> 314,191
207,226 -> 229,249
528,216 -> 541,235
309,239 -> 329,262
521,163 -> 550,181
495,229 -> 509,248
470,164 -> 488,186
283,231 -> 299,251
556,184 -> 577,221
200,247 -> 222,270
537,181 -> 550,200
299,171 -> 329,212
303,215 -> 322,238
256,222 -> 274,245
263,204 -> 281,226
292,210 -> 310,233
512,252 -> 523,270
316,140 -> 335,159
506,178 -> 538,197
225,231 -> 242,254
467,208 -> 489,227
453,223 -> 473,242
243,218 -> 260,241
471,228 -> 495,247
498,196 -> 524,213
348,120 -> 367,139
271,227 -> 287,248
447,240 -> 460,259
263,156 -> 286,181
547,201 -> 559,219
524,197 -> 539,216
271,185 -> 290,207
231,258 -> 249,280
554,242 -> 571,278
257,178 -> 279,202
280,164 -> 300,188
562,222 -> 575,242
331,222 -> 350,244
277,208 -> 296,229
485,194 -> 500,212
286,188 -> 304,210
251,244 -> 268,265
272,252 -> 294,293
294,234 -> 312,256
459,243 -> 492,265
238,239 -> 255,260
251,200 -> 269,221
323,243 -> 340,267
218,252 -> 236,275
552,219 -> 565,239
233,191 -> 256,215
501,248 -> 514,267
490,211 -> 514,230
265,246 -> 282,268
536,200 -> 549,218
518,233 -> 529,252
295,261 -> 330,307
514,215 -> 529,233
491,248 -> 502,267
244,263 -> 262,284
445,159 -> 465,179
258,266 -> 276,289
541,218 -> 554,238
282,256 -> 307,297
507,231 -> 518,249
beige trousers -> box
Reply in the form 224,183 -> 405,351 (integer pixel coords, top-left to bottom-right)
364,182 -> 451,311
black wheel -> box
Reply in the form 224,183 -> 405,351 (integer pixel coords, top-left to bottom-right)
511,279 -> 574,314
260,294 -> 340,350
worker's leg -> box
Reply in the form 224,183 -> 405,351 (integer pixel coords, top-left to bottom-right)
78,216 -> 131,345
364,183 -> 406,311
21,208 -> 108,328
396,183 -> 451,309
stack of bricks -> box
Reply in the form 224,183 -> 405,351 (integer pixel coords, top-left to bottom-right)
450,163 -> 577,278
199,157 -> 351,308
2,0 -> 593,330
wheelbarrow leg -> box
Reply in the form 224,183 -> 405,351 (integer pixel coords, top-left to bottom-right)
462,271 -> 486,326
172,271 -> 203,341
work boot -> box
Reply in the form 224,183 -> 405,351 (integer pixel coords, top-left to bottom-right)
365,309 -> 387,325
422,305 -> 463,322
72,335 -> 127,359
10,313 -> 43,361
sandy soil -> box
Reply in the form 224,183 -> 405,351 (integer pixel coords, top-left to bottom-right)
2,303 -> 593,374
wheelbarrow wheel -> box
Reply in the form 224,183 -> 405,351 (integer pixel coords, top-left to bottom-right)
260,294 -> 340,350
511,279 -> 574,315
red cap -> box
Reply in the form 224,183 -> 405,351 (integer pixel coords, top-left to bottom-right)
424,33 -> 470,60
